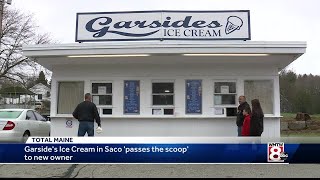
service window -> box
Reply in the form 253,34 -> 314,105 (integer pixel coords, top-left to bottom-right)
102,108 -> 112,115
244,80 -> 274,114
213,81 -> 237,116
152,82 -> 174,115
57,82 -> 84,114
91,82 -> 113,115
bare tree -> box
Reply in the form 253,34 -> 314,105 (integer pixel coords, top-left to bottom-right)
0,6 -> 51,87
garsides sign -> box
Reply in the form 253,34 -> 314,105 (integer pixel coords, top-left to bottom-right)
75,10 -> 250,42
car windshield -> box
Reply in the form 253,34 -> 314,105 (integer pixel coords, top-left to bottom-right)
0,111 -> 23,119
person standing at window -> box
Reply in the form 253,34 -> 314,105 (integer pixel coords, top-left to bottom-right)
241,106 -> 252,136
236,95 -> 250,136
73,93 -> 101,137
250,99 -> 264,136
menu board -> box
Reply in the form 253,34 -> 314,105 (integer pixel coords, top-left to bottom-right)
124,80 -> 140,114
186,80 -> 202,114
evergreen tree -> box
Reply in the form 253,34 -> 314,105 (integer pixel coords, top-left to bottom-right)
36,71 -> 48,86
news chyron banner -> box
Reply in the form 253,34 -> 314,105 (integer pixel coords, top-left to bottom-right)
0,137 -> 320,163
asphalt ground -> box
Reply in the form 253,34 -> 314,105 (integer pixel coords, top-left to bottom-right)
0,164 -> 319,178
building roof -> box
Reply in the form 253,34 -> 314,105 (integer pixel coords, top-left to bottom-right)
0,86 -> 35,96
29,83 -> 50,90
22,41 -> 307,71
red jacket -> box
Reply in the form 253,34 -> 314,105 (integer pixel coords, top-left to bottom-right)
241,114 -> 251,136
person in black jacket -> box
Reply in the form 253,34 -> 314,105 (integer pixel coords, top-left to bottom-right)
73,93 -> 101,137
250,99 -> 264,136
236,95 -> 250,136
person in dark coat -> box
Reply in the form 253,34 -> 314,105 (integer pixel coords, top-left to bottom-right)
73,93 -> 101,137
250,99 -> 264,136
236,95 -> 250,136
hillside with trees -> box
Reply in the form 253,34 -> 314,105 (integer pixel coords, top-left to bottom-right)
280,70 -> 320,115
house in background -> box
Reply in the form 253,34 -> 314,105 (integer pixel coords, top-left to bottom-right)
0,82 -> 51,111
28,83 -> 51,102
0,86 -> 36,109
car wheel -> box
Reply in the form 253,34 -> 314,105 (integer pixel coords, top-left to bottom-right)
22,131 -> 30,143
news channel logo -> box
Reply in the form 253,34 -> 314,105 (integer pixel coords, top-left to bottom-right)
267,142 -> 288,162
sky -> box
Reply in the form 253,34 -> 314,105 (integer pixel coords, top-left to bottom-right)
9,0 -> 320,75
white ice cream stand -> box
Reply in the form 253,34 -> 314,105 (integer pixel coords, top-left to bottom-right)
23,10 -> 306,137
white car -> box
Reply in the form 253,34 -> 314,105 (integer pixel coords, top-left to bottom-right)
0,109 -> 51,143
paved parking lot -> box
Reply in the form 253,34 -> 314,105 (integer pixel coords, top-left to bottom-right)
0,164 -> 319,178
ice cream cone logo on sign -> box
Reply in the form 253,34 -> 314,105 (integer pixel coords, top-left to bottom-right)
225,16 -> 243,35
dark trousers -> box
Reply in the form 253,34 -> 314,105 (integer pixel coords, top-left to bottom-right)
237,126 -> 242,136
78,121 -> 94,137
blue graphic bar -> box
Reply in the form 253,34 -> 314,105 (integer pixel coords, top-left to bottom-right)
0,143 -> 319,163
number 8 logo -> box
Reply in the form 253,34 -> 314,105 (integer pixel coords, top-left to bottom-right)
269,146 -> 282,161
